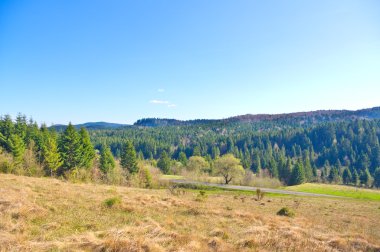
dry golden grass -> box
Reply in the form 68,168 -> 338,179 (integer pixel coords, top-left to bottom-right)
0,174 -> 380,252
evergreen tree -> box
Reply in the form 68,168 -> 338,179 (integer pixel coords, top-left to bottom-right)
373,168 -> 380,188
178,151 -> 187,166
251,152 -> 261,173
192,146 -> 201,156
328,167 -> 341,184
0,132 -> 5,146
15,113 -> 27,141
342,168 -> 352,185
43,135 -> 62,176
211,146 -> 220,159
360,168 -> 372,187
289,160 -> 305,185
79,128 -> 95,168
351,169 -> 359,186
59,123 -> 82,172
0,115 -> 14,151
99,145 -> 115,174
303,155 -> 313,181
268,157 -> 279,178
137,150 -> 144,160
157,151 -> 171,174
120,141 -> 138,174
282,158 -> 292,185
8,134 -> 25,163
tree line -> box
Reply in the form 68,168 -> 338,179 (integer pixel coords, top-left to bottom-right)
0,114 -> 144,183
90,118 -> 380,187
1,114 -> 380,187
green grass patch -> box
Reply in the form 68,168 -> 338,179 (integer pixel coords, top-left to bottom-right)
160,175 -> 184,180
286,183 -> 380,201
175,182 -> 286,197
103,196 -> 121,208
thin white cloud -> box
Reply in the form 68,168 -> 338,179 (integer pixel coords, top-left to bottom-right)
149,99 -> 169,104
157,88 -> 165,93
167,104 -> 176,108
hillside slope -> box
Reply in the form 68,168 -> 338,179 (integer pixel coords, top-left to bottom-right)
1,174 -> 379,251
134,106 -> 380,127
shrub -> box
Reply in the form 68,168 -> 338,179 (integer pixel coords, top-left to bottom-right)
0,161 -> 13,173
195,190 -> 208,201
103,197 -> 121,208
65,168 -> 92,183
277,207 -> 295,217
242,171 -> 282,188
256,188 -> 265,201
138,166 -> 152,188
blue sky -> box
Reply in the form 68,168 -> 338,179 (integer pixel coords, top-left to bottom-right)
0,0 -> 379,125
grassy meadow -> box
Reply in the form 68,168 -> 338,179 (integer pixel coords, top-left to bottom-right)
286,183 -> 380,201
1,174 -> 380,251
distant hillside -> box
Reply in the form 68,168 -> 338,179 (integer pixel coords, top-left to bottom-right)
51,122 -> 129,131
133,118 -> 218,127
51,106 -> 380,129
134,106 -> 380,127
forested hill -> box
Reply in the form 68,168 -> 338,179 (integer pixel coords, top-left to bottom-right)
50,107 -> 380,130
3,106 -> 380,188
134,107 -> 380,127
52,122 -> 129,131
87,107 -> 380,187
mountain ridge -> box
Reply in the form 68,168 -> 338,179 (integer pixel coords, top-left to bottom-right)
134,106 -> 380,127
51,106 -> 380,129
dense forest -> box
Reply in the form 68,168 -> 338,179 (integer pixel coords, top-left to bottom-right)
2,110 -> 380,188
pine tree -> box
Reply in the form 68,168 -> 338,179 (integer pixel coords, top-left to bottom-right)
15,113 -> 27,141
268,157 -> 279,178
211,146 -> 220,159
0,132 -> 5,146
303,156 -> 313,182
43,135 -> 62,176
360,168 -> 372,187
192,146 -> 201,156
157,151 -> 171,174
0,115 -> 14,152
8,134 -> 25,163
328,167 -> 341,183
342,168 -> 352,185
373,168 -> 380,188
120,141 -> 138,174
251,152 -> 261,173
289,160 -> 305,186
351,169 -> 359,186
178,151 -> 187,166
79,128 -> 95,168
282,158 -> 292,185
99,145 -> 115,174
59,123 -> 82,172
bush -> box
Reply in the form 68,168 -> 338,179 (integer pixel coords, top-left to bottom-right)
138,165 -> 152,188
255,188 -> 265,201
103,196 -> 121,208
277,207 -> 295,217
242,171 -> 282,188
140,161 -> 161,188
195,190 -> 208,201
65,168 -> 93,183
0,152 -> 14,174
104,165 -> 127,185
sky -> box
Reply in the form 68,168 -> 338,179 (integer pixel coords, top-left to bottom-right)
0,0 -> 380,125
